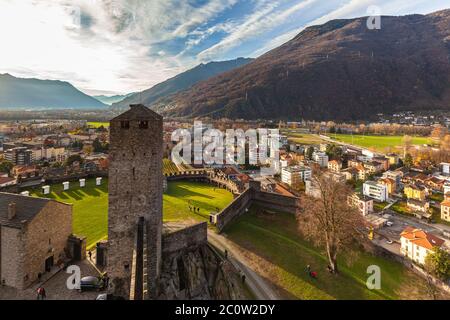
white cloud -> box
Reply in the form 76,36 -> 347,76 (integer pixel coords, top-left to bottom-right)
0,0 -> 238,95
197,0 -> 319,60
1,0 -> 449,95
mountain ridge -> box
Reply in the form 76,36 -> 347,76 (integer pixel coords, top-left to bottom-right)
112,57 -> 253,110
0,73 -> 107,109
152,9 -> 450,121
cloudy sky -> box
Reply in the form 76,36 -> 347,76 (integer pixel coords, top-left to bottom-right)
0,0 -> 449,96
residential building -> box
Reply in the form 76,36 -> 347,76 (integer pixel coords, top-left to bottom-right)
0,176 -> 16,188
363,181 -> 389,202
348,193 -> 374,216
313,152 -> 328,168
373,157 -> 390,171
341,167 -> 359,181
441,162 -> 450,176
400,227 -> 445,265
306,172 -> 346,198
404,184 -> 427,201
382,170 -> 403,189
386,153 -> 399,166
378,178 -> 396,195
327,160 -> 342,173
424,177 -> 445,192
4,147 -> 33,165
281,165 -> 312,187
363,161 -> 383,175
441,198 -> 450,222
407,199 -> 430,214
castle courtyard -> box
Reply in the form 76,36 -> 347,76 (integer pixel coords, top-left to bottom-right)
27,178 -> 234,249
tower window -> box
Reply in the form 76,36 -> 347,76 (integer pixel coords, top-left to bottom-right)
120,121 -> 130,129
139,121 -> 149,129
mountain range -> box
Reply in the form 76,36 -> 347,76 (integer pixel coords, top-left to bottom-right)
151,9 -> 450,121
94,93 -> 135,105
111,57 -> 253,110
0,73 -> 107,109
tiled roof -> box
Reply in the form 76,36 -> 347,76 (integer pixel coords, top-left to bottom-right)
401,227 -> 444,250
0,192 -> 67,228
0,177 -> 15,184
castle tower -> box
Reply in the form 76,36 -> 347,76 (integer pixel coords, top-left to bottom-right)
107,104 -> 163,298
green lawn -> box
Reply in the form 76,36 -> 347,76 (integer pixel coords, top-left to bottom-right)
281,131 -> 326,145
28,179 -> 233,249
87,121 -> 110,128
391,201 -> 410,216
326,134 -> 431,152
224,206 -> 430,300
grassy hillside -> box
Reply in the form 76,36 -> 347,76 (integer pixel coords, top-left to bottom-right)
224,207 -> 433,300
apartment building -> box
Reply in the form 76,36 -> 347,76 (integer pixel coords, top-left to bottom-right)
281,165 -> 312,187
400,227 -> 444,265
363,181 -> 389,202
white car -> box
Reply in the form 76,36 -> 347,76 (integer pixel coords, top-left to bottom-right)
386,221 -> 394,227
385,239 -> 393,244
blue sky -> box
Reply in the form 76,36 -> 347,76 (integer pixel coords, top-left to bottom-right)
0,0 -> 449,95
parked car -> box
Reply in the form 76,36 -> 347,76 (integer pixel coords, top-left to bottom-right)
386,221 -> 394,227
385,239 -> 393,244
80,276 -> 105,292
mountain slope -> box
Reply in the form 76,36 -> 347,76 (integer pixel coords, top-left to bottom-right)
112,57 -> 253,109
155,10 -> 450,121
94,93 -> 135,105
0,74 -> 107,109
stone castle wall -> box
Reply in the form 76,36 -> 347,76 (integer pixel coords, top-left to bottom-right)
162,222 -> 207,254
214,188 -> 254,232
0,226 -> 23,289
253,191 -> 300,215
213,181 -> 301,232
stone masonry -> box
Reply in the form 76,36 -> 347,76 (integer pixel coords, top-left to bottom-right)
107,104 -> 163,299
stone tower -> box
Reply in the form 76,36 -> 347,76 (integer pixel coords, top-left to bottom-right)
107,104 -> 163,298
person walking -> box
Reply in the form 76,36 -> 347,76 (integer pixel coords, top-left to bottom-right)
88,250 -> 92,261
37,287 -> 46,300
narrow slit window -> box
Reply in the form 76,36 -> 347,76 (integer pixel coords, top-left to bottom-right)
120,121 -> 130,129
139,121 -> 149,129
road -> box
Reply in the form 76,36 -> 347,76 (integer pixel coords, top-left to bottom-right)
207,231 -> 280,300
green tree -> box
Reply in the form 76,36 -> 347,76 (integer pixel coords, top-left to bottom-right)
66,154 -> 83,167
93,138 -> 103,153
404,153 -> 413,168
0,161 -> 14,174
306,147 -> 314,160
425,247 -> 450,281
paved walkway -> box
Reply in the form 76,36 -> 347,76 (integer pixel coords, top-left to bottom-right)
207,230 -> 279,300
0,260 -> 104,300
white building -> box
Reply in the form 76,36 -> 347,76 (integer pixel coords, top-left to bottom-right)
281,165 -> 312,187
441,162 -> 450,176
348,193 -> 374,216
313,152 -> 328,168
363,181 -> 389,202
400,227 -> 444,265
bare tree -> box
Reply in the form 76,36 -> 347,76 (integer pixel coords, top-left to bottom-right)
297,171 -> 366,273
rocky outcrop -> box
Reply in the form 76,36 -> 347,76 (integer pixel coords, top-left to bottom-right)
157,244 -> 243,300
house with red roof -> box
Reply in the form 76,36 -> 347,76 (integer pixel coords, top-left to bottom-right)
400,227 -> 445,265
